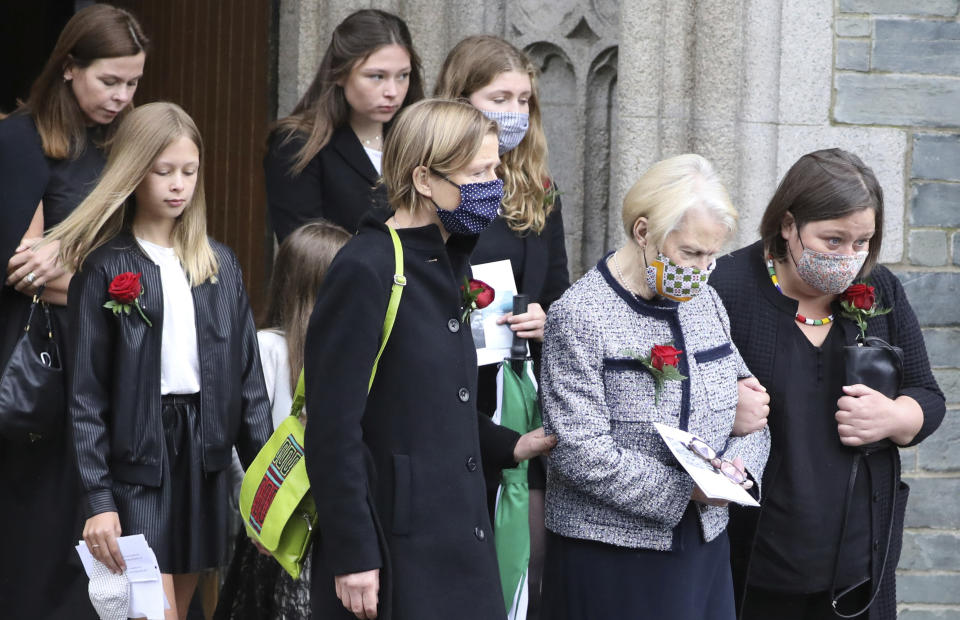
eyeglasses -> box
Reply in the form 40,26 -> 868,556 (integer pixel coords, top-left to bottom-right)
686,436 -> 747,484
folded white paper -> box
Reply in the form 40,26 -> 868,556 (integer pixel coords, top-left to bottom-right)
654,422 -> 760,507
76,534 -> 167,619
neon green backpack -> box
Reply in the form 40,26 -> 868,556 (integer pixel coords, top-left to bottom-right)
238,227 -> 406,579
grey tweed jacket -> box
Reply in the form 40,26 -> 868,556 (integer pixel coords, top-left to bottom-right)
541,257 -> 770,551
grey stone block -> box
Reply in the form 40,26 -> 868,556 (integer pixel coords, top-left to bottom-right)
911,183 -> 960,227
874,19 -> 960,76
955,233 -> 960,267
923,328 -> 960,368
897,574 -> 960,604
894,271 -> 960,326
904,475 -> 960,527
836,38 -> 871,71
913,133 -> 960,181
917,406 -> 960,470
897,610 -> 960,620
933,369 -> 960,404
836,17 -> 871,37
834,73 -> 960,127
839,0 -> 960,16
900,531 -> 960,570
909,230 -> 949,267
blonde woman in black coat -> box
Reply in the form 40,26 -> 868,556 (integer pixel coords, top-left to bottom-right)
304,99 -> 507,620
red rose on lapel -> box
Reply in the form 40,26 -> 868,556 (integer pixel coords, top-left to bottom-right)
108,272 -> 143,304
470,279 -> 495,309
650,344 -> 682,371
842,283 -> 875,310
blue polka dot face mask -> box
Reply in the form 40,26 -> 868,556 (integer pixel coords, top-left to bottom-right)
430,170 -> 504,235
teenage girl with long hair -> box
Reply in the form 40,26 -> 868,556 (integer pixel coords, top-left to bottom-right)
264,9 -> 424,241
46,102 -> 272,620
435,34 -> 569,619
216,220 -> 351,620
0,6 -> 147,616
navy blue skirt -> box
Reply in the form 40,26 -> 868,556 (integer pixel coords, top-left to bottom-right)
113,394 -> 231,574
541,505 -> 735,620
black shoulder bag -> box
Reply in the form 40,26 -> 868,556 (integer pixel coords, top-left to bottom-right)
830,333 -> 903,617
0,288 -> 65,443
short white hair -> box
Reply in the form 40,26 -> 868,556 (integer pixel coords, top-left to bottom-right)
621,154 -> 737,247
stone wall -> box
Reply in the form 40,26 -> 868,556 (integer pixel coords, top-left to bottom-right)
278,1 -> 959,615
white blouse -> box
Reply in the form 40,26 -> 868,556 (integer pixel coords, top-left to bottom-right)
137,238 -> 200,395
256,329 -> 294,429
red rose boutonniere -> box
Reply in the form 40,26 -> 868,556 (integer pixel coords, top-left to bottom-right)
626,343 -> 688,406
104,272 -> 153,327
839,282 -> 890,341
461,277 -> 495,323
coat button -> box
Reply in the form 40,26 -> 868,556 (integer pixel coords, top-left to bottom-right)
873,539 -> 880,551
458,387 -> 470,402
448,318 -> 460,333
474,526 -> 485,541
466,456 -> 478,472
873,491 -> 881,503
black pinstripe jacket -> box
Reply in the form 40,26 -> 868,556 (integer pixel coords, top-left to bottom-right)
67,232 -> 272,518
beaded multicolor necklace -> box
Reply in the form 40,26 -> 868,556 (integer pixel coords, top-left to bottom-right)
766,256 -> 834,326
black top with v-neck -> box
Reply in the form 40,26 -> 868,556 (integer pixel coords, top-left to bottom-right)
263,124 -> 390,241
748,320 -> 871,591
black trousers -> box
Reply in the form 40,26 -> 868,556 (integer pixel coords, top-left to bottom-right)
741,581 -> 870,620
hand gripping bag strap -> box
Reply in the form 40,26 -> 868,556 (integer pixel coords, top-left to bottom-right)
240,227 -> 405,578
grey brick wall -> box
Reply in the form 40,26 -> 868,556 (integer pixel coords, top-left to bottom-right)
834,2 -> 960,617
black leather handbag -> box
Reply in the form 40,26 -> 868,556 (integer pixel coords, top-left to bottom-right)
0,290 -> 65,443
830,334 -> 903,617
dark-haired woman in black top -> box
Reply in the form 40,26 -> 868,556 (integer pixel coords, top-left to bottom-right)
0,5 -> 147,618
711,149 -> 944,620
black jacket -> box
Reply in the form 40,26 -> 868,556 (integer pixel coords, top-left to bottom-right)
264,125 -> 389,241
67,233 -> 272,517
710,241 -> 945,620
303,215 -> 503,620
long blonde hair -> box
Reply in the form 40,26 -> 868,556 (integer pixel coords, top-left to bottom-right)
261,221 -> 351,393
46,102 -> 219,285
381,99 -> 498,214
434,35 -> 553,234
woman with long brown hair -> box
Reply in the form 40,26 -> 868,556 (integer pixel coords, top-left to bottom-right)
0,6 -> 147,617
264,9 -> 424,241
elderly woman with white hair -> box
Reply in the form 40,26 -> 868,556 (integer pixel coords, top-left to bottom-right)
540,154 -> 771,619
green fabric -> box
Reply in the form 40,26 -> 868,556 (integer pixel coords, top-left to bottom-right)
494,360 -> 542,616
239,226 -> 405,579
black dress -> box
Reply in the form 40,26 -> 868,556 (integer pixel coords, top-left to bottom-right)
0,112 -> 102,619
303,214 -> 504,620
710,241 -> 945,620
263,125 -> 389,241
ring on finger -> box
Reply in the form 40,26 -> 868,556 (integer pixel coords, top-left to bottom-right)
25,272 -> 37,284
91,544 -> 101,548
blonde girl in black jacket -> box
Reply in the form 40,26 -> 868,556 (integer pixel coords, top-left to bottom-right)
45,102 -> 272,620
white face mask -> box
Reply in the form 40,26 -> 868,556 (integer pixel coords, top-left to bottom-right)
645,251 -> 716,302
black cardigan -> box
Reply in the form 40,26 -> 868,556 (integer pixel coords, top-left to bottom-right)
263,125 -> 389,241
67,233 -> 273,517
710,240 -> 945,620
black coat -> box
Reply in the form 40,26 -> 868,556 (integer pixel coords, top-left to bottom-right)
303,215 -> 504,620
264,125 -> 389,241
67,233 -> 272,517
710,241 -> 945,620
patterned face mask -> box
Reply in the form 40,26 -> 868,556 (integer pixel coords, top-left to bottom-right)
645,251 -> 716,302
791,234 -> 867,294
431,172 -> 504,235
480,109 -> 530,154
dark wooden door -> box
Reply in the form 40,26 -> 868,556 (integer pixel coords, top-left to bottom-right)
108,0 -> 276,315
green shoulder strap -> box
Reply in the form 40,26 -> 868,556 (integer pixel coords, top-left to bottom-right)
289,226 -> 405,416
